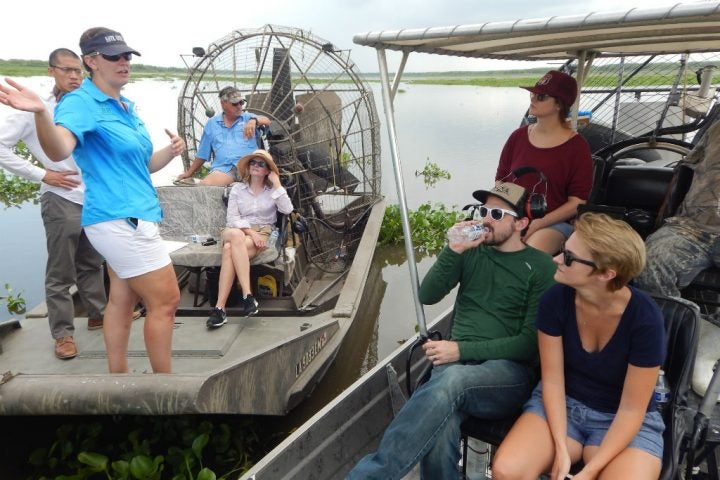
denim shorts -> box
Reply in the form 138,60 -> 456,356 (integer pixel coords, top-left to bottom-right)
547,221 -> 574,239
227,165 -> 240,181
523,384 -> 665,458
208,165 -> 240,181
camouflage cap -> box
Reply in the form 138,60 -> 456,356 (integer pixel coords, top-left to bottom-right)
218,86 -> 244,103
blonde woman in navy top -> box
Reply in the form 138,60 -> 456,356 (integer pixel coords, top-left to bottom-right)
493,213 -> 665,480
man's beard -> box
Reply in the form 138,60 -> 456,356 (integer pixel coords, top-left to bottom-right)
483,226 -> 513,246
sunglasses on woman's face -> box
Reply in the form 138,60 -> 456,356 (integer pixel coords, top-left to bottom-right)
531,93 -> 552,102
248,159 -> 267,168
479,206 -> 518,221
91,52 -> 132,62
560,243 -> 597,269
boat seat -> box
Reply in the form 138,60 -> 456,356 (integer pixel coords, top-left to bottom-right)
585,158 -> 720,315
580,165 -> 675,238
458,294 -> 699,480
656,162 -> 694,222
681,315 -> 720,479
156,185 -> 288,306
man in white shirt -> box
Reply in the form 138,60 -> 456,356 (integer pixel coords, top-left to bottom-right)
0,48 -> 106,359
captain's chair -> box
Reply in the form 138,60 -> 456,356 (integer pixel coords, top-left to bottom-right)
156,184 -> 292,307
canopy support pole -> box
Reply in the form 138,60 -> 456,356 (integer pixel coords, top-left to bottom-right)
571,50 -> 588,130
376,48 -> 428,336
390,51 -> 410,102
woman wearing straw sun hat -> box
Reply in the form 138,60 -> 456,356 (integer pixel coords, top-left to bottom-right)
206,149 -> 294,328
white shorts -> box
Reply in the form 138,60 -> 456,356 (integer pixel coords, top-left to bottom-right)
85,218 -> 171,279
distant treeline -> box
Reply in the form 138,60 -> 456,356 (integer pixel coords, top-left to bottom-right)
0,58 -> 187,79
0,58 -> 544,85
0,59 -> 707,88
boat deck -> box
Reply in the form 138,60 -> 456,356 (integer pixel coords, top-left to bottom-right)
2,307 -> 336,375
0,270 -> 350,416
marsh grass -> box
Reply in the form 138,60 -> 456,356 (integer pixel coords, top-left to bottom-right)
3,59 -> 706,87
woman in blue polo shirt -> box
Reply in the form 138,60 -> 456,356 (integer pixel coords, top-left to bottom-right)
493,213 -> 665,480
0,27 -> 185,374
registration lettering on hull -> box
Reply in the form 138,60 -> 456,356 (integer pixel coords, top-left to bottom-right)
295,331 -> 329,377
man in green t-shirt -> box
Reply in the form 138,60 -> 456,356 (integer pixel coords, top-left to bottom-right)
348,182 -> 557,480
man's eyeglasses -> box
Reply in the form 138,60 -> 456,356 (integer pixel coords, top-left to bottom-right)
479,206 -> 518,221
248,159 -> 268,168
90,52 -> 132,62
560,243 -> 597,269
531,93 -> 552,102
230,99 -> 246,107
50,65 -> 83,76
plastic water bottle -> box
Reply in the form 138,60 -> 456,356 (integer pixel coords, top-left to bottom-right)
654,369 -> 671,414
267,229 -> 279,249
447,224 -> 486,243
186,233 -> 210,244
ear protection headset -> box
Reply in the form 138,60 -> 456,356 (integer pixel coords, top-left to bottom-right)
506,166 -> 548,219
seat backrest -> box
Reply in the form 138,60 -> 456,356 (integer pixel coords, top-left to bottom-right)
580,165 -> 676,238
603,166 -> 675,211
587,155 -> 607,204
651,294 -> 700,410
157,185 -> 227,240
650,294 -> 700,480
157,185 -> 288,268
656,163 -> 694,226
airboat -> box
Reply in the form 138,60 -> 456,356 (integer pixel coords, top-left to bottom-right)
0,25 -> 384,416
241,3 -> 720,479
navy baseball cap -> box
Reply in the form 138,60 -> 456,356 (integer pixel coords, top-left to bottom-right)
80,28 -> 141,56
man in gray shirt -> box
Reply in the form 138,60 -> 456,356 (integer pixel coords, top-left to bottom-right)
0,48 -> 106,359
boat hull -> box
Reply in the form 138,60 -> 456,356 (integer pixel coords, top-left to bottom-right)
0,201 -> 385,416
240,311 -> 452,479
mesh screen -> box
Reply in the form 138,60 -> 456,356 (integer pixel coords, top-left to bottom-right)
177,25 -> 381,271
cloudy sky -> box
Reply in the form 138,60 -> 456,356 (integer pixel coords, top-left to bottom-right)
0,0 -> 709,73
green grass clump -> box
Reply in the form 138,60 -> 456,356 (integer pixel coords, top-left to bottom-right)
380,202 -> 463,253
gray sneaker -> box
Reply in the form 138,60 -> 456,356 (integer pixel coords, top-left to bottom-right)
206,307 -> 227,328
242,295 -> 259,317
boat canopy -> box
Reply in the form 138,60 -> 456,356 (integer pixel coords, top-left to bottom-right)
353,1 -> 720,61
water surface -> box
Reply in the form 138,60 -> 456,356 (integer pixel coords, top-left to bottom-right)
0,78 -> 529,361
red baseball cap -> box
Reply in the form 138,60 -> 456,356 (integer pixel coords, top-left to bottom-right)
521,71 -> 577,106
